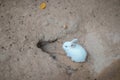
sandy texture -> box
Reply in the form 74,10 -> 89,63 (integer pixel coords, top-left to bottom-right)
0,0 -> 120,80
97,59 -> 120,80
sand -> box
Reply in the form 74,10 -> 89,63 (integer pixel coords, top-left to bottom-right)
0,0 -> 120,80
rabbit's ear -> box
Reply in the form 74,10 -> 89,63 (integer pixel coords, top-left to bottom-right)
71,39 -> 78,44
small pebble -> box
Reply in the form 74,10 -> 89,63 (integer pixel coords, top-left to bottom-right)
63,24 -> 68,29
39,2 -> 46,9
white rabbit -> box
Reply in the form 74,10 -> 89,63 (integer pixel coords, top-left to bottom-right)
62,39 -> 87,62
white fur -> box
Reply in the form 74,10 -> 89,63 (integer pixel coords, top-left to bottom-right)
62,39 -> 87,62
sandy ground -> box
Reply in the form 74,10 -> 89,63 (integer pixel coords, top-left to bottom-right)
0,0 -> 120,80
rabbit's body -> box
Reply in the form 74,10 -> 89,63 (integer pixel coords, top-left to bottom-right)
63,39 -> 87,62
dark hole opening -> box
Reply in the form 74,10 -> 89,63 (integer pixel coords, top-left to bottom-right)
36,39 -> 58,60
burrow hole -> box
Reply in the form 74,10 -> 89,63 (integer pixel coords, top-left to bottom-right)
36,39 -> 58,60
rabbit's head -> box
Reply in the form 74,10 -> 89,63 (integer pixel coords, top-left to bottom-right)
62,39 -> 78,50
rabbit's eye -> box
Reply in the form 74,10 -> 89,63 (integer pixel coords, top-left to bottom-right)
65,46 -> 67,48
71,44 -> 73,47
